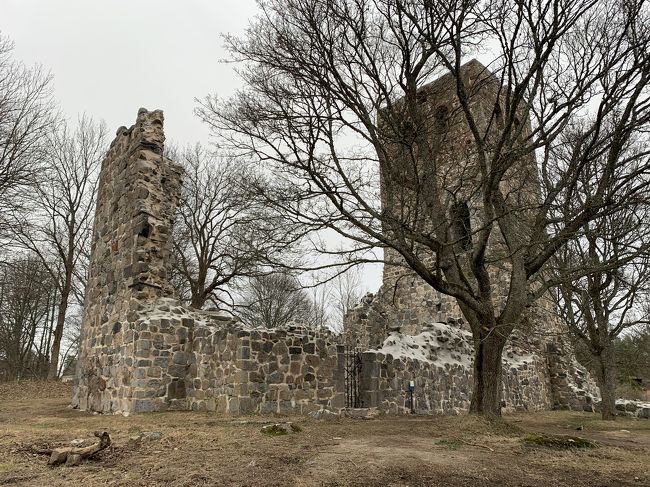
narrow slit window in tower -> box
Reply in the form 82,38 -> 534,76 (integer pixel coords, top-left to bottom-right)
451,201 -> 472,251
434,104 -> 449,132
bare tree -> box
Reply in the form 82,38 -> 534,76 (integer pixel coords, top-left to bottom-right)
330,268 -> 365,333
199,0 -> 650,416
0,255 -> 57,380
0,33 -> 56,238
236,272 -> 321,329
615,326 -> 650,389
551,201 -> 650,419
15,116 -> 106,379
308,281 -> 332,329
171,144 -> 304,309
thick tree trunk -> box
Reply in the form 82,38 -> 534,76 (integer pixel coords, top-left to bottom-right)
469,333 -> 506,417
190,293 -> 206,309
190,266 -> 209,309
593,346 -> 617,421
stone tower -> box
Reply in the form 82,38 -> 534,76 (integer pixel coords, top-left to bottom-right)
348,60 -> 535,341
345,60 -> 599,410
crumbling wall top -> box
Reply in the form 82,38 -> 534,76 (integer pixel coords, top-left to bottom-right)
83,107 -> 183,331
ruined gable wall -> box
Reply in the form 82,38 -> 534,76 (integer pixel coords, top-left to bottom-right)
73,109 -> 346,415
86,108 -> 181,314
73,109 -> 183,412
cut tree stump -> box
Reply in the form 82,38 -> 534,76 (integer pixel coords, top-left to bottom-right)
48,431 -> 111,467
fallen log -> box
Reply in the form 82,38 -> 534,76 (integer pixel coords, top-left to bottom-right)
48,431 -> 111,466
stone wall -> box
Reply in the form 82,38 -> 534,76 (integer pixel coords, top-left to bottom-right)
546,335 -> 600,410
354,323 -> 573,415
346,298 -> 600,413
81,295 -> 347,415
613,400 -> 650,419
185,324 -> 345,414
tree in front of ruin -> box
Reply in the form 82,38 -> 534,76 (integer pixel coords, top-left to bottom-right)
199,0 -> 650,416
551,187 -> 650,419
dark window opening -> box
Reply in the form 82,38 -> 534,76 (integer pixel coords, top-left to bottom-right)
494,103 -> 503,124
434,105 -> 449,131
450,201 -> 472,251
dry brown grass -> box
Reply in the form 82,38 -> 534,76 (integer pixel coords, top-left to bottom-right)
0,382 -> 648,486
0,380 -> 71,402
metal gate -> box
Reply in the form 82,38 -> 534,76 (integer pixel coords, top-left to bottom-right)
344,347 -> 362,408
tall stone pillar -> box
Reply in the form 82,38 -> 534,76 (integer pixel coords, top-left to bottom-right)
72,108 -> 182,413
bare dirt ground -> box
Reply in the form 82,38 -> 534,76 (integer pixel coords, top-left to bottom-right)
0,382 -> 648,486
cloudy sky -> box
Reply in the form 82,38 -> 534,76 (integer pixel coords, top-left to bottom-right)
3,0 -> 383,292
3,0 -> 259,147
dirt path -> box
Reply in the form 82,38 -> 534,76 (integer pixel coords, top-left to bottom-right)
0,383 -> 648,486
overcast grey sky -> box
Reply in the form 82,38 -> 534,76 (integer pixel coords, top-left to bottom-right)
3,0 -> 384,293
3,0 -> 259,146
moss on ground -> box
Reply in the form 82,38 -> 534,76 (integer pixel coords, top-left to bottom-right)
524,434 -> 597,449
434,439 -> 462,450
261,423 -> 302,436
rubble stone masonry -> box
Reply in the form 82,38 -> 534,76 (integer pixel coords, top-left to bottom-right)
72,109 -> 345,414
73,108 -> 183,412
74,101 -> 599,416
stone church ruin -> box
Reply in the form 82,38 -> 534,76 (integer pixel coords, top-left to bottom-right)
73,62 -> 599,415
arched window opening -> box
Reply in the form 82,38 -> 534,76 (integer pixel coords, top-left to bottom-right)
450,201 -> 472,251
494,103 -> 503,124
434,104 -> 449,131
